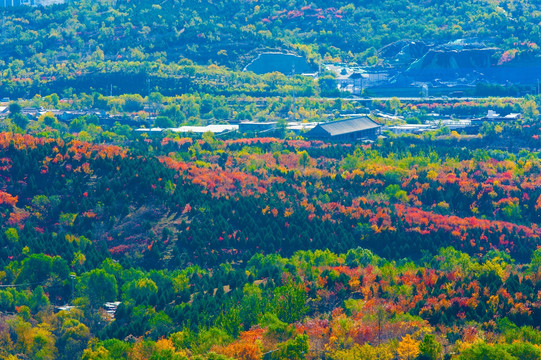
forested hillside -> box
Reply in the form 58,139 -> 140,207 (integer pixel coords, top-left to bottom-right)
1,0 -> 541,97
2,0 -> 541,359
0,107 -> 541,358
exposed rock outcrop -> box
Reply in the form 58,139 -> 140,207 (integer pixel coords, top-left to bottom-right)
243,52 -> 315,75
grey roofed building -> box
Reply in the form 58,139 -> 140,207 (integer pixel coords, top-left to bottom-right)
306,116 -> 381,141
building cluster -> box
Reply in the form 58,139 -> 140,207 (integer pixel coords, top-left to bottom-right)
383,110 -> 521,135
0,101 -> 523,142
0,0 -> 63,6
136,116 -> 382,141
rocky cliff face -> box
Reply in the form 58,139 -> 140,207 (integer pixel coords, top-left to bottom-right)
400,46 -> 541,85
243,53 -> 315,75
406,48 -> 496,71
379,40 -> 430,66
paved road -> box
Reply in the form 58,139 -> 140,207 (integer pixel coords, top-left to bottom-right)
342,96 -> 523,101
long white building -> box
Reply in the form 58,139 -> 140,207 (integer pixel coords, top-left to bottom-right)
1,0 -> 64,6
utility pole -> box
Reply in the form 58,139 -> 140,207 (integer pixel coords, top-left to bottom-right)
291,64 -> 296,121
70,274 -> 75,301
147,77 -> 151,119
0,16 -> 4,44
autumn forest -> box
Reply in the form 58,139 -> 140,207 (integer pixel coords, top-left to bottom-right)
0,107 -> 538,359
2,0 -> 541,359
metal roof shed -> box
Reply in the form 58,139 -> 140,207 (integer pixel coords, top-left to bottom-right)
306,116 -> 381,141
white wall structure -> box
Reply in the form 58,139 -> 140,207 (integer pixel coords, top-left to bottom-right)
0,0 -> 64,6
35,0 -> 65,5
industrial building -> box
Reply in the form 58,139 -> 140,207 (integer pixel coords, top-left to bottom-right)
305,116 -> 381,141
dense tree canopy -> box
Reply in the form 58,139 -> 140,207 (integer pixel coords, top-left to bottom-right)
1,0 -> 540,97
0,104 -> 540,358
1,1 -> 541,358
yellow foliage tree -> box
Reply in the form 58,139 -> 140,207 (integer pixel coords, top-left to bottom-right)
81,346 -> 109,360
333,343 -> 394,360
397,334 -> 420,360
